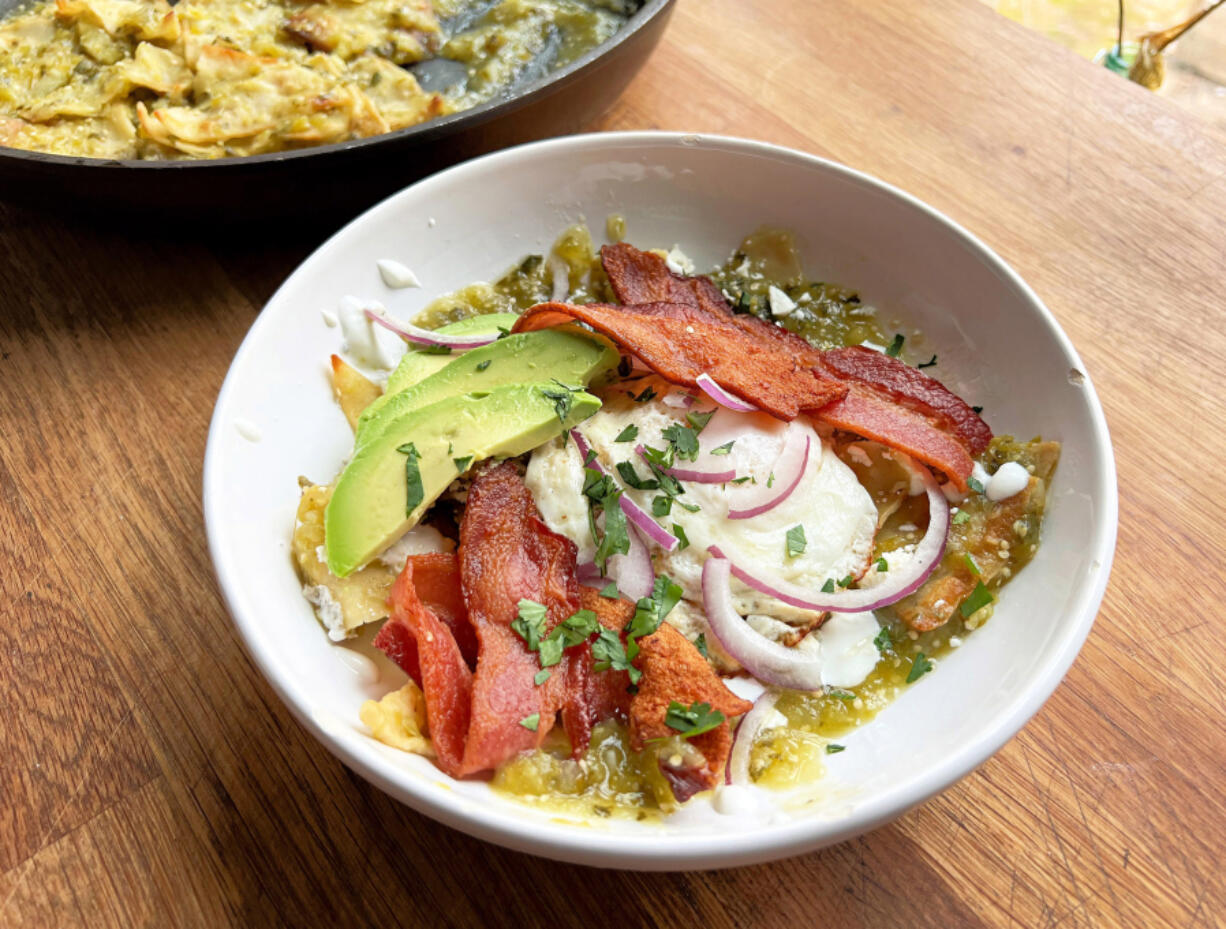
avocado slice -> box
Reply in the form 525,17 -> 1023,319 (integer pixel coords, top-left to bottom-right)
325,382 -> 600,577
353,328 -> 617,447
384,312 -> 520,399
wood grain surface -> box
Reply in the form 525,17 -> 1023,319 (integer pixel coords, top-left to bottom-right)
2,0 -> 1224,926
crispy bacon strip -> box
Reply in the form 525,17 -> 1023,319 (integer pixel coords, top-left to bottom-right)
816,384 -> 975,490
629,623 -> 752,800
457,462 -> 582,776
818,346 -> 992,455
601,242 -> 734,319
513,301 -> 845,420
374,560 -> 473,776
559,588 -> 636,757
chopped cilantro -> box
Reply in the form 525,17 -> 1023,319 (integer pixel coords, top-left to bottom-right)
538,634 -> 565,668
694,633 -> 709,660
453,455 -> 473,473
828,688 -> 855,702
959,582 -> 994,617
786,524 -> 807,558
651,495 -> 672,517
967,476 -> 986,494
672,523 -> 691,550
627,575 -> 683,646
419,344 -> 452,356
592,626 -> 640,685
906,653 -> 934,683
710,441 -> 735,456
952,510 -> 971,525
885,333 -> 905,357
875,556 -> 889,572
631,385 -> 657,403
593,489 -> 630,572
540,382 -> 579,433
767,472 -> 776,488
971,405 -> 984,414
662,422 -> 700,461
839,575 -> 853,588
519,713 -> 540,731
917,355 -> 938,369
614,424 -> 639,443
664,701 -> 726,739
825,743 -> 846,754
873,626 -> 893,655
533,669 -> 551,686
476,359 -> 492,372
496,326 -> 511,339
599,581 -> 619,599
686,410 -> 714,432
821,579 -> 836,594
616,460 -> 659,491
729,475 -> 751,484
962,553 -> 982,576
395,443 -> 424,516
511,599 -> 548,651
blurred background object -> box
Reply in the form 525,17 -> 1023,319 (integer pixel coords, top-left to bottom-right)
987,0 -> 1226,129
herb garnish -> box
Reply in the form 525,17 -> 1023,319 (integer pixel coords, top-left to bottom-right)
828,688 -> 855,702
664,701 -> 726,739
614,424 -> 639,443
839,574 -> 853,588
875,556 -> 889,572
825,743 -> 846,754
821,579 -> 836,593
511,600 -> 548,652
786,524 -> 807,558
967,476 -> 986,494
710,441 -> 735,456
873,626 -> 893,655
686,410 -> 715,432
962,553 -> 982,576
672,523 -> 691,550
396,442 -> 424,515
651,495 -> 672,517
476,359 -> 491,372
540,381 -> 580,434
599,581 -> 619,599
959,582 -> 994,617
886,333 -> 905,357
453,455 -> 473,473
519,714 -> 540,731
616,461 -> 659,491
906,653 -> 934,683
534,669 -> 551,686
694,633 -> 709,659
631,385 -> 657,403
971,405 -> 984,414
662,422 -> 700,461
917,355 -> 938,369
952,510 -> 971,525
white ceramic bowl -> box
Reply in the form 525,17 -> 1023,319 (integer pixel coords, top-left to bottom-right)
203,132 -> 1117,870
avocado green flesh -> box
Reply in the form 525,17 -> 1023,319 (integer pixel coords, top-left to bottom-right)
325,384 -> 600,577
354,328 -> 618,447
383,312 -> 520,400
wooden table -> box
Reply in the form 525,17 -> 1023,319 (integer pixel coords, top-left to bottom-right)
2,0 -> 1223,925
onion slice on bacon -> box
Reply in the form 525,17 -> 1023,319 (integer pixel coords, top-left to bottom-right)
696,373 -> 759,412
725,690 -> 781,786
702,557 -> 825,691
365,307 -> 496,351
726,427 -> 810,519
570,429 -> 679,552
710,459 -> 950,612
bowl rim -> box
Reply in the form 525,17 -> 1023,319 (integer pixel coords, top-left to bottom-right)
0,0 -> 674,171
203,130 -> 1119,870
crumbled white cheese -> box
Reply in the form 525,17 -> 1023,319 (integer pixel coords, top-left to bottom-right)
376,259 -> 421,289
321,309 -> 338,327
304,585 -> 348,641
665,246 -> 695,275
971,462 -> 991,490
768,285 -> 796,317
986,461 -> 1030,502
845,444 -> 873,467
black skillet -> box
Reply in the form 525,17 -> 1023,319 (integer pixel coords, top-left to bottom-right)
0,0 -> 676,224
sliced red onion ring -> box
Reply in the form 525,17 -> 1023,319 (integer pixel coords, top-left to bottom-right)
709,462 -> 949,612
570,429 -> 679,552
576,562 -> 603,586
725,690 -> 781,785
696,373 -> 758,412
726,427 -> 810,519
608,525 -> 654,601
703,558 -> 825,691
365,307 -> 496,351
662,390 -> 697,409
635,444 -> 736,484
